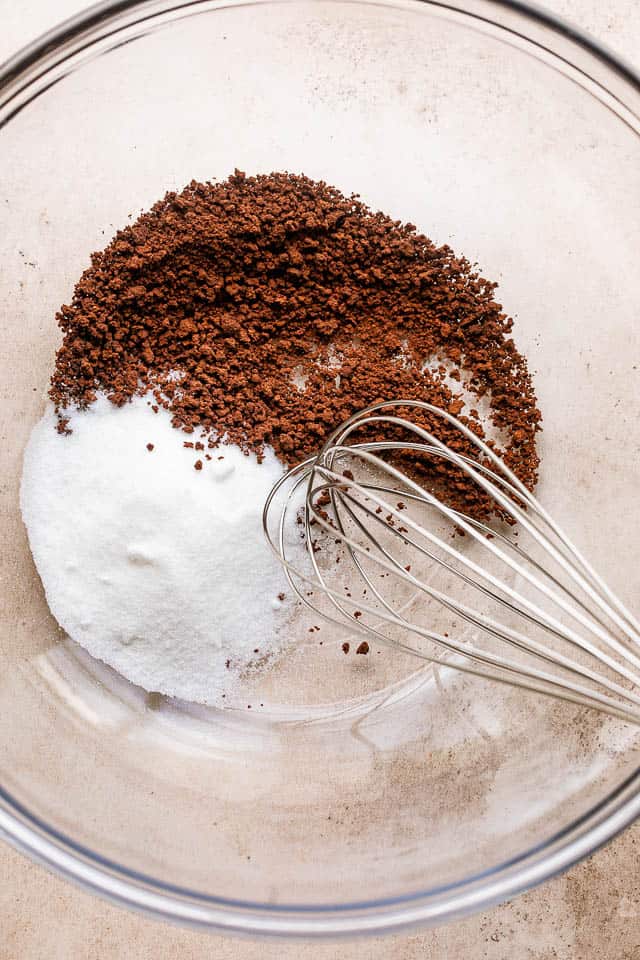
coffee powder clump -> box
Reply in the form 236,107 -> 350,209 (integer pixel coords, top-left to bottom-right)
50,170 -> 541,516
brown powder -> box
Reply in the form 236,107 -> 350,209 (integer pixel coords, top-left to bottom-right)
49,170 -> 541,516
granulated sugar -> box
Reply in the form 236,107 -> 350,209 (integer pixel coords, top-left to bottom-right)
20,395 -> 291,704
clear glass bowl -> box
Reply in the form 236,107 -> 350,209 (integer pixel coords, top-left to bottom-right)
1,0 -> 640,938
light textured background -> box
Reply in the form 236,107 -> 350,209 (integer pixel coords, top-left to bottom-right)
1,2 -> 639,957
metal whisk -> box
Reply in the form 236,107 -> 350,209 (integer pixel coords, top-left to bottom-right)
263,399 -> 640,724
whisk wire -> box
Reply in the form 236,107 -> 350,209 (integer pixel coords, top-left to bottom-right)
328,421 -> 640,651
305,471 -> 640,707
312,453 -> 640,686
326,403 -> 640,640
263,399 -> 640,725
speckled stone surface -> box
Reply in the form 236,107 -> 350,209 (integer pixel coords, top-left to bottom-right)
1,830 -> 639,958
1,2 -> 639,957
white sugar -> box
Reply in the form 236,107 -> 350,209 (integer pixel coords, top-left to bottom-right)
20,395 -> 291,705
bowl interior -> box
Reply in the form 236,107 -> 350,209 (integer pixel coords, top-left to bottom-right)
1,0 -> 640,927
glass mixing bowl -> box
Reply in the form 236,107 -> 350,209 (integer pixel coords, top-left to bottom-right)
1,0 -> 640,938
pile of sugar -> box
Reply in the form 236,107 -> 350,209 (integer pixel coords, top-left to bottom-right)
20,395 -> 291,704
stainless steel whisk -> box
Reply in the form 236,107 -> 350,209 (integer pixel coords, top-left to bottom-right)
263,399 -> 640,724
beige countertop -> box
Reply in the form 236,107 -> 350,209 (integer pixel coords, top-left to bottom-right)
1,2 -> 639,957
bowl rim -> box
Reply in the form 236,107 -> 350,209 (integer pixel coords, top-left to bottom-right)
1,0 -> 640,937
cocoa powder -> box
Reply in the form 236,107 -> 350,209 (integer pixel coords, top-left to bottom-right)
50,170 -> 541,516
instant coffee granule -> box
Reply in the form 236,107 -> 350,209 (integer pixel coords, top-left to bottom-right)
50,170 -> 541,517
